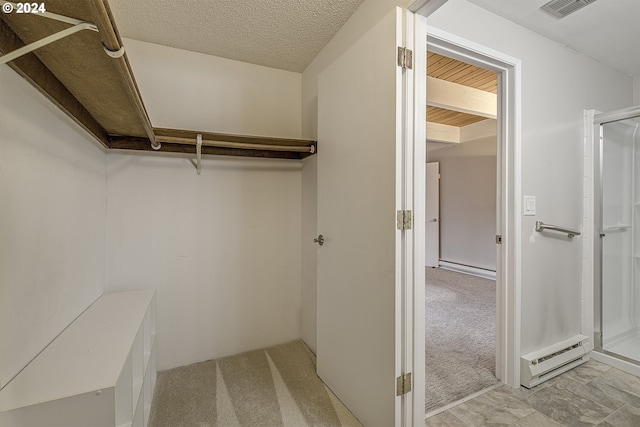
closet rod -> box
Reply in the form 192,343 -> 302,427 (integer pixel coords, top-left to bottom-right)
90,0 -> 158,149
155,135 -> 315,153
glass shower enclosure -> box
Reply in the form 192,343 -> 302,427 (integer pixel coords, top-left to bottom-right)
595,106 -> 640,364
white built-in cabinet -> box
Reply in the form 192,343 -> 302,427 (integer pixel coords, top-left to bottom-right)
0,290 -> 156,427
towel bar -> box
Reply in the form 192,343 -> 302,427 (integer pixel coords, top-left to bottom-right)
535,221 -> 581,238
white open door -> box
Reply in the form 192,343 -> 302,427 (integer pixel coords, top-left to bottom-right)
425,162 -> 440,268
316,7 -> 420,427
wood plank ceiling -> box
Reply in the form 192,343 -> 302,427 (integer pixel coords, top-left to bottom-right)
427,51 -> 497,127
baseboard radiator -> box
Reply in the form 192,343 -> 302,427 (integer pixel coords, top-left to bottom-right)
520,334 -> 591,388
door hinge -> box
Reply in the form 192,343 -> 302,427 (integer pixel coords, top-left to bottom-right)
397,47 -> 413,69
397,210 -> 413,230
496,235 -> 502,244
396,372 -> 412,396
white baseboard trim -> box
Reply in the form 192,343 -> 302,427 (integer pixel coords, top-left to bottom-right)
438,261 -> 496,280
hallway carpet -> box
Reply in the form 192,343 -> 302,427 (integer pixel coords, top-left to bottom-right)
149,340 -> 363,427
425,267 -> 500,413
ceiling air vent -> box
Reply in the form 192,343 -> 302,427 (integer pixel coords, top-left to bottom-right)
541,0 -> 598,18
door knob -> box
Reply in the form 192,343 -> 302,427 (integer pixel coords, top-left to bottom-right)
429,218 -> 438,222
314,235 -> 325,246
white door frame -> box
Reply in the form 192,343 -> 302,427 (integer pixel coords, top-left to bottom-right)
410,18 -> 523,399
408,12 -> 427,425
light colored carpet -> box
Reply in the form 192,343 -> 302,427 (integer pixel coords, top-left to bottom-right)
149,340 -> 363,427
425,267 -> 499,413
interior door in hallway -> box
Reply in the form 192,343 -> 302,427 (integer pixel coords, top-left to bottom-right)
426,162 -> 440,268
316,7 -> 416,427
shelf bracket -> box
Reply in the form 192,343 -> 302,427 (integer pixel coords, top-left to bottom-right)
102,42 -> 125,59
188,134 -> 203,175
0,1 -> 100,65
0,21 -> 98,65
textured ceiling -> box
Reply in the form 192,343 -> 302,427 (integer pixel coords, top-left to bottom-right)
109,0 -> 638,77
108,0 -> 363,73
466,0 -> 640,76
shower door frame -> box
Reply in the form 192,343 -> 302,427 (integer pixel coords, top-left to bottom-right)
593,106 -> 640,364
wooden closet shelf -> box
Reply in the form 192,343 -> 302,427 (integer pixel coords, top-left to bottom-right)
1,1 -> 316,161
110,129 -> 317,160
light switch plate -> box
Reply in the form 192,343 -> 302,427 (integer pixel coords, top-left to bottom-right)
524,196 -> 536,216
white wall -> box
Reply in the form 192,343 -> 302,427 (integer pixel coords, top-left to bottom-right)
106,154 -> 302,371
634,76 -> 640,105
428,137 -> 497,270
107,40 -> 304,371
0,66 -> 107,387
123,38 -> 302,139
429,0 -> 634,355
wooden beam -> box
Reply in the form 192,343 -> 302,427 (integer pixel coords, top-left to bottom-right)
0,19 -> 111,148
427,106 -> 486,127
109,136 -> 314,160
460,119 -> 496,142
426,121 -> 460,144
427,76 -> 497,119
426,119 -> 497,144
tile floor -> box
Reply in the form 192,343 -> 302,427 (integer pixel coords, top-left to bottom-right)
425,359 -> 640,426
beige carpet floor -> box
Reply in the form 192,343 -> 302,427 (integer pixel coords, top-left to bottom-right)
425,267 -> 500,413
149,340 -> 363,427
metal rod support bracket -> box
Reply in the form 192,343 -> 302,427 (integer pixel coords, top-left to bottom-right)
196,134 -> 202,175
0,22 -> 98,65
103,42 -> 125,58
0,1 -> 130,66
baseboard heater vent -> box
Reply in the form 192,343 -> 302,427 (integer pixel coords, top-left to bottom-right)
520,334 -> 591,388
